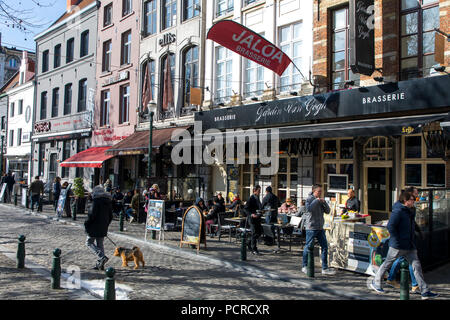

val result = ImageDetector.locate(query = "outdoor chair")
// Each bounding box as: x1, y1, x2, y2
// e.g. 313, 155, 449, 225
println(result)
285, 216, 305, 250
261, 223, 277, 246
234, 215, 251, 243
212, 212, 236, 242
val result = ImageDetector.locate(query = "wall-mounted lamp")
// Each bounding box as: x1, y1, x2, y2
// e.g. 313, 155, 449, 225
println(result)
251, 97, 258, 101
290, 91, 298, 96
374, 77, 384, 82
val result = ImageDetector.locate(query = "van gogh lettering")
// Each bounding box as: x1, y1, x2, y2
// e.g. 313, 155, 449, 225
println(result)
232, 30, 283, 64
362, 92, 405, 104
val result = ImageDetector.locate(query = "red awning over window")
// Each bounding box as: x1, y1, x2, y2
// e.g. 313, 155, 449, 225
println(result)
60, 147, 113, 168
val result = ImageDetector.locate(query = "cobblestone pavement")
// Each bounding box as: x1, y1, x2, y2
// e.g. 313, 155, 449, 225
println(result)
0, 253, 96, 300
1, 203, 448, 300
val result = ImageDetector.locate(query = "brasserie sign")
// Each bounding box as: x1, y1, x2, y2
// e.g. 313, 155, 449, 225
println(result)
196, 75, 450, 130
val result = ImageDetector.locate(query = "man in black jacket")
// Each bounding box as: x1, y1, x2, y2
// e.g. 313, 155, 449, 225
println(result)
85, 185, 113, 270
261, 186, 281, 245
244, 185, 262, 255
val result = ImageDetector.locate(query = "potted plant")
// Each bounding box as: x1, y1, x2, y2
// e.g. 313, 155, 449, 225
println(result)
72, 177, 86, 214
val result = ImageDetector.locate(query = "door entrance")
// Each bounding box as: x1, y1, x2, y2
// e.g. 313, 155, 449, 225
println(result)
365, 167, 393, 223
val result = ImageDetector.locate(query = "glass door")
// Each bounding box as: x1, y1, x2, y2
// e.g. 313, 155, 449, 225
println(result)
365, 167, 392, 223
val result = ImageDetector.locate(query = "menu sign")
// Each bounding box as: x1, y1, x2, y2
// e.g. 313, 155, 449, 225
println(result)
349, 0, 375, 76
180, 206, 206, 253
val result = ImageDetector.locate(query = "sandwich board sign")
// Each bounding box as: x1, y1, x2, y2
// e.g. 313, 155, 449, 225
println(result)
180, 205, 207, 253
145, 199, 165, 241
56, 184, 72, 217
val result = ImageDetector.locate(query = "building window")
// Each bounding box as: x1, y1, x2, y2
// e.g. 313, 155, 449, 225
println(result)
159, 53, 175, 119
122, 0, 132, 16
80, 30, 89, 57
141, 59, 155, 105
363, 136, 392, 161
400, 0, 440, 80
66, 38, 74, 63
8, 58, 18, 68
401, 134, 445, 188
54, 44, 61, 68
78, 79, 87, 112
40, 91, 47, 120
244, 0, 257, 5
9, 130, 14, 147
76, 138, 88, 177
275, 155, 299, 203
331, 6, 358, 90
17, 128, 22, 146
119, 84, 130, 124
104, 3, 113, 27
102, 40, 112, 72
121, 30, 132, 65
215, 46, 233, 104
144, 0, 157, 36
279, 23, 303, 92
244, 59, 264, 98
162, 0, 177, 30
52, 88, 59, 118
64, 83, 72, 115
42, 50, 49, 72
183, 0, 199, 21
100, 90, 110, 126
322, 138, 355, 192
216, 0, 233, 17
181, 46, 199, 114
61, 141, 71, 178
10, 102, 14, 117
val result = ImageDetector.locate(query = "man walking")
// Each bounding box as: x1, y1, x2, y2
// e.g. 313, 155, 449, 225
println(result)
29, 176, 44, 212
302, 184, 335, 275
244, 185, 263, 255
370, 190, 438, 299
5, 172, 15, 203
84, 185, 113, 270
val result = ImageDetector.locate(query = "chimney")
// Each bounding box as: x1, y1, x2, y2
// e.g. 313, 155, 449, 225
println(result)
67, 0, 78, 12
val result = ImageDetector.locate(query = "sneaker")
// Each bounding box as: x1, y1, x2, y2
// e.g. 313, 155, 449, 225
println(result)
322, 268, 336, 275
301, 267, 307, 274
386, 279, 400, 289
252, 251, 261, 256
129, 217, 134, 224
411, 286, 420, 294
370, 280, 385, 294
421, 291, 439, 300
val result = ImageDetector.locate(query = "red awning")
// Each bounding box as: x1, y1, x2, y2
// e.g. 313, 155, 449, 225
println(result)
60, 147, 114, 168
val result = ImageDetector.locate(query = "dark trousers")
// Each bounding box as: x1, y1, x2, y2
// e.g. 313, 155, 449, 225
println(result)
31, 194, 40, 211
249, 222, 262, 252
53, 194, 60, 211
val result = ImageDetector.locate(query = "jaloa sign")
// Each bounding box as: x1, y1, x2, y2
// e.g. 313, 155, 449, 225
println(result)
349, 0, 375, 76
207, 20, 292, 76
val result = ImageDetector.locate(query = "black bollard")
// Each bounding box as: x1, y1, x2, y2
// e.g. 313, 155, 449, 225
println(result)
104, 267, 116, 300
14, 193, 18, 206
51, 248, 62, 289
307, 245, 314, 278
240, 231, 247, 261
119, 210, 124, 232
400, 259, 410, 300
17, 235, 26, 268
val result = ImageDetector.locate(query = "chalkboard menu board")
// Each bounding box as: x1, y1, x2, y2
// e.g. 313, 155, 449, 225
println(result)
56, 184, 72, 217
180, 206, 207, 253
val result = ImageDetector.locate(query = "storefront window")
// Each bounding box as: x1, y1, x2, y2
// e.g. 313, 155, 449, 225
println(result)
277, 174, 287, 189
340, 164, 353, 184
405, 164, 422, 186
405, 136, 422, 158
290, 158, 298, 173
340, 139, 353, 159
279, 158, 288, 173
427, 164, 445, 187
323, 140, 337, 159
364, 136, 392, 161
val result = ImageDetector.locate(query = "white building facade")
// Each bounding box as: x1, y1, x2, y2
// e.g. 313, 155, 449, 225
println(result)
202, 0, 314, 202
5, 51, 35, 184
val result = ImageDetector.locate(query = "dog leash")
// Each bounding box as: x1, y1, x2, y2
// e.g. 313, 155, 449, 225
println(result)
105, 235, 117, 247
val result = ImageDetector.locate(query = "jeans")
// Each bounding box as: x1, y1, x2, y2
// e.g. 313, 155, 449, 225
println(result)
85, 236, 106, 264
387, 256, 418, 287
53, 194, 60, 211
125, 208, 135, 219
374, 247, 429, 294
31, 194, 40, 211
302, 230, 329, 269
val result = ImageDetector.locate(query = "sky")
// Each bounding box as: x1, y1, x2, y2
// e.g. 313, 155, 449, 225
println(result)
0, 0, 67, 52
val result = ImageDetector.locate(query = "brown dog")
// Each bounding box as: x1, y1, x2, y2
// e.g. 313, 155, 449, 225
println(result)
113, 246, 145, 269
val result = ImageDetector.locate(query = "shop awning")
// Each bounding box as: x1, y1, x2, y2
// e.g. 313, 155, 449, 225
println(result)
193, 113, 448, 142
105, 126, 190, 156
60, 147, 113, 168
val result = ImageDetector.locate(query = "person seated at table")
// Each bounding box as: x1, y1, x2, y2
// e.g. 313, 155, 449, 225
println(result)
112, 187, 124, 217
195, 197, 208, 214
216, 192, 225, 207
148, 186, 161, 200
205, 197, 222, 237
279, 198, 298, 214
342, 189, 360, 213
296, 200, 307, 217
227, 194, 242, 217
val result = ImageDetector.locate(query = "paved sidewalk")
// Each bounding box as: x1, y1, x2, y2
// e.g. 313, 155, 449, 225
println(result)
0, 253, 97, 300
2, 202, 449, 300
